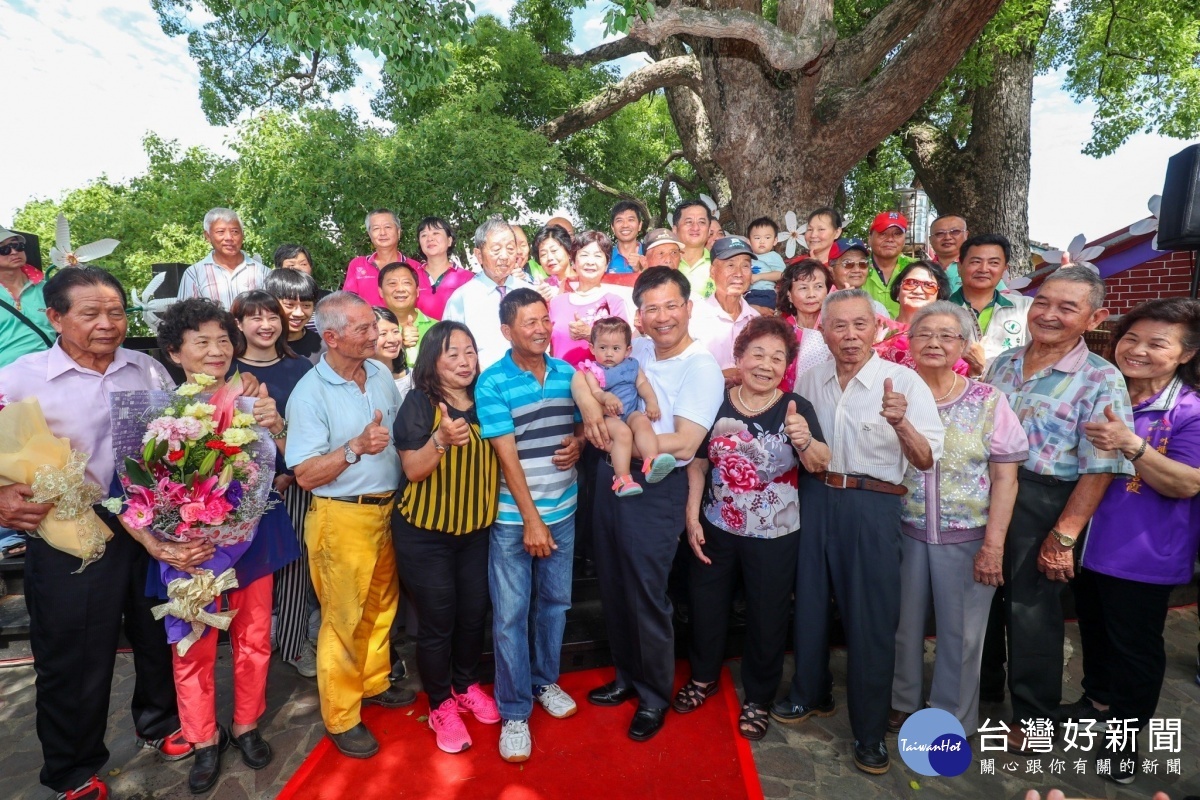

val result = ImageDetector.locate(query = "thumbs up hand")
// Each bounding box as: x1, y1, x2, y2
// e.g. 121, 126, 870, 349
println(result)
880, 378, 907, 427
435, 402, 472, 448
251, 383, 281, 432
1082, 403, 1138, 456
354, 409, 391, 456
401, 324, 419, 349
783, 399, 812, 451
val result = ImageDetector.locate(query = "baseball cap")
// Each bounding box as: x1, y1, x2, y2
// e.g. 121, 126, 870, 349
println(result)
0, 225, 24, 243
869, 211, 908, 234
711, 235, 754, 262
643, 228, 684, 251
832, 238, 869, 260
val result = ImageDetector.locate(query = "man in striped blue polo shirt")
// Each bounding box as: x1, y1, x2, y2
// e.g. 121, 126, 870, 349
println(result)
476, 287, 584, 764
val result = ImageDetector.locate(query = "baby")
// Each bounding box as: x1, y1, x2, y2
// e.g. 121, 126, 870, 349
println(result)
572, 317, 676, 497
745, 217, 786, 312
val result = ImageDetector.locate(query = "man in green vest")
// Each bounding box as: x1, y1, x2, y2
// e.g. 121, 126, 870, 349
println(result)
864, 212, 912, 318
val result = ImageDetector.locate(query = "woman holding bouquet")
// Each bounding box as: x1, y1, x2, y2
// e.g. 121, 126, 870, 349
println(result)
153, 298, 300, 793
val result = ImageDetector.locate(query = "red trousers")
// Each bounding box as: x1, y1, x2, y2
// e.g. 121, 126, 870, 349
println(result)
172, 574, 273, 743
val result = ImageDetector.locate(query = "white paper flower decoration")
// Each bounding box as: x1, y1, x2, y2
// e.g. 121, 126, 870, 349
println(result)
49, 213, 120, 270
1043, 233, 1106, 274
129, 272, 175, 333
700, 193, 721, 221
1127, 194, 1162, 251
776, 211, 808, 259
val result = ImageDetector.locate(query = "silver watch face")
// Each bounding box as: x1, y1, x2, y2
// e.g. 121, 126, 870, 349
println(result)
344, 444, 359, 464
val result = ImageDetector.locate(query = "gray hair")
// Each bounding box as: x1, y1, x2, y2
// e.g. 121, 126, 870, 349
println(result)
365, 208, 402, 232
822, 287, 873, 315
909, 300, 977, 343
313, 291, 369, 335
203, 207, 241, 234
1042, 266, 1106, 311
474, 217, 513, 250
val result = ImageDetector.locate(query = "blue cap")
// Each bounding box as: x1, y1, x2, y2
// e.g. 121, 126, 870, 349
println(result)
711, 235, 754, 261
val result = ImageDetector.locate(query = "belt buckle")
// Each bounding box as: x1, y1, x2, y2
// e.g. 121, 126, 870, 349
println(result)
825, 473, 847, 489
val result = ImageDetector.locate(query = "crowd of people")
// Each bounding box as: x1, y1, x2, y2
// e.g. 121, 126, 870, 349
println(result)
0, 195, 1198, 800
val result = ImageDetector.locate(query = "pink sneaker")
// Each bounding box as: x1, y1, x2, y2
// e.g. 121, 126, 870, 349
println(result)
429, 698, 472, 754
453, 683, 501, 724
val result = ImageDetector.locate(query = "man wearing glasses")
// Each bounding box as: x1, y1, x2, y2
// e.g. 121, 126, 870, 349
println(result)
929, 214, 969, 292
0, 225, 56, 368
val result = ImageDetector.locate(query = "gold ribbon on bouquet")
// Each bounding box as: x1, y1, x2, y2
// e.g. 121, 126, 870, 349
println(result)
151, 567, 241, 656
30, 451, 107, 570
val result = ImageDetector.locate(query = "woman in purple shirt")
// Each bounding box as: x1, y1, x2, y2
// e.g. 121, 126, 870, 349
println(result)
1071, 297, 1200, 786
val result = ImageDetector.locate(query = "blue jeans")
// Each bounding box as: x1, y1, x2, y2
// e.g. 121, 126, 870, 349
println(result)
489, 515, 576, 721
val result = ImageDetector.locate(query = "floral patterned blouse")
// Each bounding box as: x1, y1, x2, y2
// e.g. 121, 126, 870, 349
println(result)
699, 391, 824, 539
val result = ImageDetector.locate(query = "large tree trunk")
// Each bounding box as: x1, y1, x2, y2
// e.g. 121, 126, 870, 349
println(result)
903, 46, 1036, 271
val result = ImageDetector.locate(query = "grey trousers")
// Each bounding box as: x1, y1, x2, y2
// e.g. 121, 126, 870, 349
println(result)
891, 535, 995, 735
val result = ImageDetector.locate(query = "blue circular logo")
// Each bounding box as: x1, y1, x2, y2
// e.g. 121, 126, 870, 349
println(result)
897, 708, 972, 777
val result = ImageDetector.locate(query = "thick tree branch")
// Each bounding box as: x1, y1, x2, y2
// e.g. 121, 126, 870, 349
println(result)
563, 165, 641, 201
538, 55, 700, 141
544, 38, 649, 69
660, 149, 686, 169
821, 0, 928, 90
628, 4, 835, 73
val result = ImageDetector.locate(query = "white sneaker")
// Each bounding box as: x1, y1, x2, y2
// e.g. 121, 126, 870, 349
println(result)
498, 719, 532, 763
535, 683, 578, 719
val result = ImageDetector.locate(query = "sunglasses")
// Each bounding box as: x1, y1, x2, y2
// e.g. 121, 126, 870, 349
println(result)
0, 241, 26, 256
900, 278, 939, 294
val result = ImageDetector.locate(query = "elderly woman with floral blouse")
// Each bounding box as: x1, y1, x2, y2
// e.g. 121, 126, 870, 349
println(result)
890, 301, 1027, 737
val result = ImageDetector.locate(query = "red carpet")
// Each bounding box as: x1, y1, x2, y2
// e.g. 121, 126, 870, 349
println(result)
278, 665, 763, 800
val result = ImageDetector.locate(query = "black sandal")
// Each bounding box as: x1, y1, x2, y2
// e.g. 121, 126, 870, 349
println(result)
739, 701, 770, 740
671, 679, 719, 714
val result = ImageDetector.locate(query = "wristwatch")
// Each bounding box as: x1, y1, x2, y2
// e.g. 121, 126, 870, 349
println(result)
1050, 528, 1077, 548
343, 443, 360, 464
431, 432, 447, 454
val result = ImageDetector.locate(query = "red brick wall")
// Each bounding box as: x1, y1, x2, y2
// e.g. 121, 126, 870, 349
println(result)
1103, 251, 1197, 314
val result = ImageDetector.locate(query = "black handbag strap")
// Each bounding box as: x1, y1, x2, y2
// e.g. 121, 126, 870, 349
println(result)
0, 294, 54, 346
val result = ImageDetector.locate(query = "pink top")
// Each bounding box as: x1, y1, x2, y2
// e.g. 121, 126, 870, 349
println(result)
548, 291, 630, 366
874, 326, 970, 376
414, 263, 475, 320
342, 252, 422, 307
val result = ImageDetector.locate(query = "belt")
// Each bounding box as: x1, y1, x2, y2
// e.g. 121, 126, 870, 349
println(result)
815, 471, 907, 496
326, 493, 394, 505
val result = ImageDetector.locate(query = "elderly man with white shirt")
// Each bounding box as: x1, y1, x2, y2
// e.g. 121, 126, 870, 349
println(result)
689, 236, 760, 385
772, 288, 944, 777
443, 218, 531, 370
176, 208, 270, 309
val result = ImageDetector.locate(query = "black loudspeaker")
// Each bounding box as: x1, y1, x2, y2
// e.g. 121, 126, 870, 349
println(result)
9, 230, 41, 269
1158, 143, 1200, 251
151, 263, 189, 298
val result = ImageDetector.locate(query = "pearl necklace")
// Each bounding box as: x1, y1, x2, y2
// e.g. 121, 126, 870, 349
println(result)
737, 386, 778, 414
934, 374, 961, 403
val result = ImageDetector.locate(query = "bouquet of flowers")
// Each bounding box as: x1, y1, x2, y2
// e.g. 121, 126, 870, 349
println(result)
106, 373, 277, 653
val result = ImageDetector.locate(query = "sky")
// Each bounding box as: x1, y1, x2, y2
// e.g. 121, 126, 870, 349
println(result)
1, 0, 1191, 250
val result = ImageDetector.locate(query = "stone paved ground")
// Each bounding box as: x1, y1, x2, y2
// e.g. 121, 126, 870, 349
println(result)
2, 610, 1198, 800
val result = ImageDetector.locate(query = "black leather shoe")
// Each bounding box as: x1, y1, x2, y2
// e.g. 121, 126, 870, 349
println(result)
588, 681, 638, 707
853, 740, 890, 775
769, 695, 835, 724
232, 728, 272, 770
187, 727, 230, 794
628, 706, 667, 742
328, 723, 379, 759
363, 684, 417, 708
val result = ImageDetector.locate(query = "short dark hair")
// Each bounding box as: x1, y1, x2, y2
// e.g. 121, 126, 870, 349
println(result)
230, 290, 297, 359
499, 287, 547, 327
672, 199, 711, 226
732, 315, 799, 366
609, 200, 647, 227
632, 266, 690, 308
747, 217, 779, 236
1110, 298, 1200, 391
272, 243, 313, 270
572, 230, 613, 263
157, 297, 241, 355
43, 266, 127, 314
807, 206, 844, 229
776, 258, 834, 317
415, 216, 456, 262
264, 268, 317, 302
959, 233, 1012, 265
377, 260, 420, 290
590, 316, 632, 346
889, 259, 952, 303
412, 320, 480, 407
532, 225, 574, 264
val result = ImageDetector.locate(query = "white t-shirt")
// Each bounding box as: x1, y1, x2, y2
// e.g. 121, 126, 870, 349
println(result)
631, 336, 724, 465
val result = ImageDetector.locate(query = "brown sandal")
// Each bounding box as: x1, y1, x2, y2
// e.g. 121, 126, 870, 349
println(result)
671, 679, 719, 714
739, 701, 770, 740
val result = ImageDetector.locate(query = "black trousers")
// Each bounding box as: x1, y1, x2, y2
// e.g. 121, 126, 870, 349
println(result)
25, 514, 178, 792
593, 460, 687, 709
688, 519, 798, 705
1074, 567, 1174, 729
1002, 469, 1077, 721
391, 516, 490, 708
788, 480, 902, 747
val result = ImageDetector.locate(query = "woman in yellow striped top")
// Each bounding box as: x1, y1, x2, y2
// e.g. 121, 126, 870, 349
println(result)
391, 320, 500, 754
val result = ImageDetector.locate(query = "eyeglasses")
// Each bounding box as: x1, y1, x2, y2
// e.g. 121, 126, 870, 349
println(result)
0, 241, 26, 256
932, 229, 966, 238
911, 332, 965, 344
837, 260, 869, 269
900, 278, 939, 294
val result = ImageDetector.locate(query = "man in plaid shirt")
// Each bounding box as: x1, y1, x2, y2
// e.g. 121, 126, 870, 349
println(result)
176, 208, 270, 309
